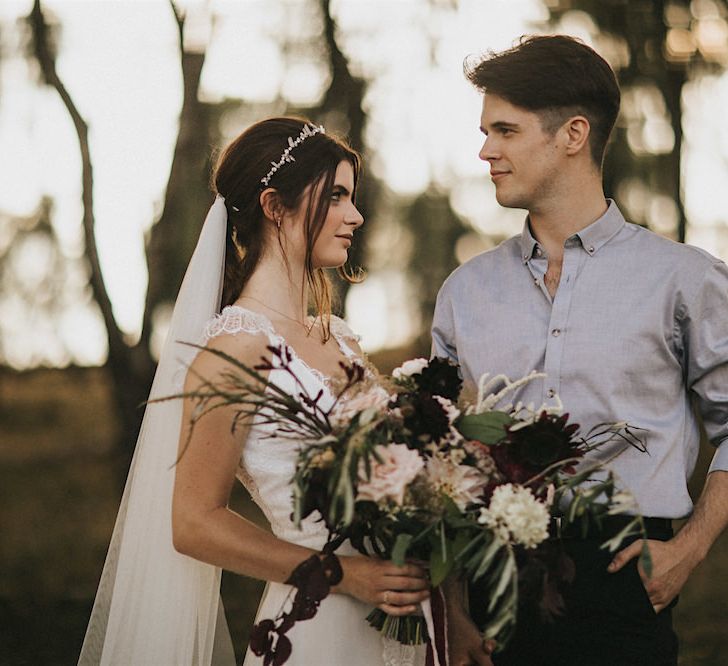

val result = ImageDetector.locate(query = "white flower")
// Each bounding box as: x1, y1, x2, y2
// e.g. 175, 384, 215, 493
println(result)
434, 395, 460, 424
478, 484, 550, 549
357, 444, 424, 505
392, 358, 429, 379
330, 386, 390, 427
425, 455, 488, 510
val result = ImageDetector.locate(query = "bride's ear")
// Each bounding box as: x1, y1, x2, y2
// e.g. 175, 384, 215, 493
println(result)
259, 188, 284, 225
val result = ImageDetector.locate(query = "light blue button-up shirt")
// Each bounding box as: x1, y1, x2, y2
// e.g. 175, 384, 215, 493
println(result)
432, 201, 728, 518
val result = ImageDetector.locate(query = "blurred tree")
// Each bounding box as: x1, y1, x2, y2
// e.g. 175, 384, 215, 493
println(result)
26, 0, 228, 458
0, 198, 78, 366
546, 0, 728, 241
404, 191, 470, 348
276, 0, 374, 312
316, 0, 373, 307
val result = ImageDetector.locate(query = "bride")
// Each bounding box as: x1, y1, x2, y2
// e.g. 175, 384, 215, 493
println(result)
78, 117, 432, 665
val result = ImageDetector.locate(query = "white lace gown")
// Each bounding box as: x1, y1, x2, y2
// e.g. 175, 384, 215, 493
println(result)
203, 305, 425, 666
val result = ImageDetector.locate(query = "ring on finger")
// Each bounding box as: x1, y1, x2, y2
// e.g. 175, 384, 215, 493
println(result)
383, 591, 390, 605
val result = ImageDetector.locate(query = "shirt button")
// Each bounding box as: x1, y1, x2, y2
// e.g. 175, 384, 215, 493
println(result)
534, 279, 540, 287
546, 388, 556, 398
535, 247, 543, 256
551, 328, 561, 337
523, 254, 529, 261
587, 245, 595, 253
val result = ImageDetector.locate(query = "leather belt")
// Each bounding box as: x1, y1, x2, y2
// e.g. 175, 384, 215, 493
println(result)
553, 515, 672, 539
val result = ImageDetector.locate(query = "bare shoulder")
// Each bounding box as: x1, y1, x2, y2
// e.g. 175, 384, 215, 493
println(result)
184, 331, 272, 392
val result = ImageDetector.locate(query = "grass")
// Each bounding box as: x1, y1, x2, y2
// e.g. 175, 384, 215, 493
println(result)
1, 366, 727, 664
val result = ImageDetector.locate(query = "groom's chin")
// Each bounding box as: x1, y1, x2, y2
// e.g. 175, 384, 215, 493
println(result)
494, 191, 526, 210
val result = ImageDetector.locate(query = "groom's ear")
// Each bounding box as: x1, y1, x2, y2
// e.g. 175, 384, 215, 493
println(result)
259, 188, 284, 223
563, 115, 591, 157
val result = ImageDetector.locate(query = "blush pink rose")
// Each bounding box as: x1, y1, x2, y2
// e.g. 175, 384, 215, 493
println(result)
330, 386, 391, 427
357, 444, 424, 506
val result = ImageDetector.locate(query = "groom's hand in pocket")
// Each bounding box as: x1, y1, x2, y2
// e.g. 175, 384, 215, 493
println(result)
447, 608, 494, 666
607, 537, 697, 612
335, 556, 430, 614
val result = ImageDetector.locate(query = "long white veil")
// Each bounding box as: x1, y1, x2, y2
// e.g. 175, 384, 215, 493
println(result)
78, 195, 236, 666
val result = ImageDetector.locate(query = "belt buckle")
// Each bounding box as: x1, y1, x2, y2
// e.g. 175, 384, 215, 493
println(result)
552, 515, 563, 537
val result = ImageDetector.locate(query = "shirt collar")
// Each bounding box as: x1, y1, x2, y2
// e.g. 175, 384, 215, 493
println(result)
519, 199, 625, 263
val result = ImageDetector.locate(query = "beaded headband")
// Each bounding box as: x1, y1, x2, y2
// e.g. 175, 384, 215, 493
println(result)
260, 123, 326, 188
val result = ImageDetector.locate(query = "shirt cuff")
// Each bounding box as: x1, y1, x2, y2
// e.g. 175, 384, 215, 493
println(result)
708, 439, 728, 473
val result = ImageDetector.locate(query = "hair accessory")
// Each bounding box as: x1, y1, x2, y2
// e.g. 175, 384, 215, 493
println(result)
260, 123, 326, 187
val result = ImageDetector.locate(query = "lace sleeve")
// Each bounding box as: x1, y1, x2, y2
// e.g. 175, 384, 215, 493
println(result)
329, 315, 361, 343
203, 305, 278, 343
170, 306, 279, 391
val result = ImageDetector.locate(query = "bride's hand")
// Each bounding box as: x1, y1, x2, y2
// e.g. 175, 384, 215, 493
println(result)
334, 556, 430, 615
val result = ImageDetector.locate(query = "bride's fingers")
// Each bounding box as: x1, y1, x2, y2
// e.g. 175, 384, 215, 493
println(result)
381, 562, 428, 579
382, 575, 430, 591
379, 589, 430, 608
379, 602, 419, 616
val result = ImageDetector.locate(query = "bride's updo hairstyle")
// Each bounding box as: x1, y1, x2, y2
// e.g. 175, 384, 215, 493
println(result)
213, 117, 361, 337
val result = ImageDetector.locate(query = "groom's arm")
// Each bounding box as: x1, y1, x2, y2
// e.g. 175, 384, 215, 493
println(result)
442, 577, 494, 665
431, 283, 459, 363
608, 470, 728, 612
609, 261, 728, 610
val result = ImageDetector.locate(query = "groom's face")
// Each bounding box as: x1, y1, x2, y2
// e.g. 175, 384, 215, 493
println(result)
478, 94, 563, 211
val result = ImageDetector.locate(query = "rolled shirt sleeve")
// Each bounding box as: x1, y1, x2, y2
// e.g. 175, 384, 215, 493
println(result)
680, 260, 728, 472
431, 281, 459, 364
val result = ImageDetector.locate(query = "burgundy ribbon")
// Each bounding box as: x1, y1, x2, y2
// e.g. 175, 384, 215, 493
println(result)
425, 587, 448, 666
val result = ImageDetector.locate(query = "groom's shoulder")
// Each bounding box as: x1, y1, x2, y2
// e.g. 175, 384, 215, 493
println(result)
440, 235, 521, 292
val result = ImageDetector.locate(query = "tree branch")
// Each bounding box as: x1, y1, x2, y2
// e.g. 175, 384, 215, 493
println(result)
139, 1, 211, 349
27, 0, 126, 360
169, 0, 185, 55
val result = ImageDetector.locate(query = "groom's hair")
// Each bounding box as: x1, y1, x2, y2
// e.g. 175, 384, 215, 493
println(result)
465, 35, 620, 168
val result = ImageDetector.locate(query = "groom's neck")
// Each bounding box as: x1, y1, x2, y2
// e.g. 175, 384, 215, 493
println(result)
526, 179, 607, 263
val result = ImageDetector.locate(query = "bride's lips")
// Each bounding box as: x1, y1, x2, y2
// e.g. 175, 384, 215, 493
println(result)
335, 234, 353, 246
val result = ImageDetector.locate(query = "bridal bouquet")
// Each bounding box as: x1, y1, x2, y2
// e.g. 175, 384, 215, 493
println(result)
178, 344, 649, 665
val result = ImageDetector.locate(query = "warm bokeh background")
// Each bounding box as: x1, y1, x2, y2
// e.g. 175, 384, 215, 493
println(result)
2, 1, 728, 663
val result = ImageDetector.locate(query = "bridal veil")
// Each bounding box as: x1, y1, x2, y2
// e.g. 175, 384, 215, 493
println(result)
78, 196, 236, 666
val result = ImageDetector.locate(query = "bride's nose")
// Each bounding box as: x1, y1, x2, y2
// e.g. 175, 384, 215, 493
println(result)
344, 205, 364, 228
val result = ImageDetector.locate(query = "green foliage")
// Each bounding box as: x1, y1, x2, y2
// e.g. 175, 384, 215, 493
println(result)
456, 411, 512, 444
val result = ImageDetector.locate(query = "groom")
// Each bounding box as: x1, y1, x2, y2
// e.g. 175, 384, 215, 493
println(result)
433, 35, 728, 665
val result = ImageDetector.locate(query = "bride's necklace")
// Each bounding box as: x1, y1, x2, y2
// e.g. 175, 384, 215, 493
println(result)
238, 295, 316, 335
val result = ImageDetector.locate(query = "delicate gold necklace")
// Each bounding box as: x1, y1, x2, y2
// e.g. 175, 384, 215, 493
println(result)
237, 295, 316, 334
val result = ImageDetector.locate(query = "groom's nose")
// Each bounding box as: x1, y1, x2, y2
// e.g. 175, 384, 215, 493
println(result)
479, 139, 494, 162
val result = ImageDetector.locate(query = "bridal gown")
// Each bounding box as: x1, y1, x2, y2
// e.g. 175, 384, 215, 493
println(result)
203, 305, 426, 666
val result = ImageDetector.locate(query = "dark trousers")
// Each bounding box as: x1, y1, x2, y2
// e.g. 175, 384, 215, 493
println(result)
490, 522, 678, 666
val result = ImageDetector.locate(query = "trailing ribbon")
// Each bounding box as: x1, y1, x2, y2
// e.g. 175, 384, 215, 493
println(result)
423, 588, 449, 666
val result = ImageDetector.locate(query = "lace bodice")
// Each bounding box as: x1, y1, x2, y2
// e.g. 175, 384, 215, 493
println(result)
203, 305, 361, 549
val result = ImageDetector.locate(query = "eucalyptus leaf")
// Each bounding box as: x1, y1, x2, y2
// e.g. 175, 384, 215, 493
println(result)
472, 536, 503, 580
430, 539, 454, 587
456, 411, 512, 443
488, 553, 516, 613
391, 533, 413, 566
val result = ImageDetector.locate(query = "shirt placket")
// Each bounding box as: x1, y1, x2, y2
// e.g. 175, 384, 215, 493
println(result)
535, 238, 583, 404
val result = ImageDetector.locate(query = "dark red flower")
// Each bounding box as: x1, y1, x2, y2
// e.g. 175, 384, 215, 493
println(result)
490, 412, 582, 483
415, 358, 462, 402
